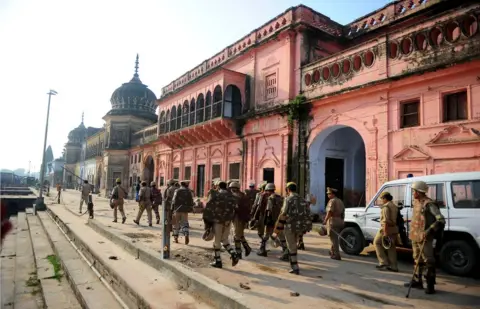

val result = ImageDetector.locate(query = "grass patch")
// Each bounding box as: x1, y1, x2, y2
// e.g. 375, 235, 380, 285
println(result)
26, 275, 40, 287
46, 254, 63, 281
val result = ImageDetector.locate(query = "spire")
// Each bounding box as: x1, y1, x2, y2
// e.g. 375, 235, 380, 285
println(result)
81, 111, 84, 124
130, 53, 142, 83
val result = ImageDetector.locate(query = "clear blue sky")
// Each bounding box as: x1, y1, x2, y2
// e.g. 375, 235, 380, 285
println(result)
0, 0, 390, 171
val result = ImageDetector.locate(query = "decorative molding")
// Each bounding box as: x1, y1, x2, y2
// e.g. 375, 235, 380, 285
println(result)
211, 148, 223, 158
172, 153, 180, 162
196, 149, 207, 159
256, 146, 280, 168
426, 125, 480, 147
393, 146, 430, 162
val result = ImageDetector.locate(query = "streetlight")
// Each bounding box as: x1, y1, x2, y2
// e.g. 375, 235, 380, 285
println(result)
35, 89, 57, 212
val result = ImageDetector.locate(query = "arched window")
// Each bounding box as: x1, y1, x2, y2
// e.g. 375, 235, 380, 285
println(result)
176, 104, 182, 129
165, 110, 170, 132
196, 94, 204, 123
182, 101, 189, 128
212, 85, 222, 118
205, 91, 212, 121
170, 106, 177, 131
189, 98, 195, 126
224, 85, 242, 118
159, 111, 166, 134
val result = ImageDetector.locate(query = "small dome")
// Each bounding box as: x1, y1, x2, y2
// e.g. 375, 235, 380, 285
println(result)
109, 54, 157, 115
67, 121, 87, 144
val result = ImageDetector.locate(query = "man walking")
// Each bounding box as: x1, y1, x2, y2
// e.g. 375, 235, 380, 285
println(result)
110, 178, 127, 224
79, 180, 91, 213
134, 181, 153, 226
229, 181, 252, 258
151, 181, 162, 224
323, 187, 345, 260
171, 180, 194, 244
374, 191, 399, 272
256, 183, 283, 257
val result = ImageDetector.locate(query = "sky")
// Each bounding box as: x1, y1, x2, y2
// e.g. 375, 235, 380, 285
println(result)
0, 0, 390, 172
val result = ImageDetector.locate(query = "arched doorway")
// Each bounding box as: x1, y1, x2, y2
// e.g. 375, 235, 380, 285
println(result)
224, 85, 242, 118
143, 156, 155, 184
308, 125, 366, 213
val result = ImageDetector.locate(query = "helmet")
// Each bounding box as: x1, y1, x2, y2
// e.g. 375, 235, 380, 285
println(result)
167, 179, 175, 186
202, 228, 214, 241
150, 181, 156, 186
115, 178, 121, 183
317, 225, 327, 236
265, 183, 275, 191
248, 182, 255, 187
382, 235, 393, 250
411, 181, 428, 193
229, 181, 240, 189
259, 182, 267, 190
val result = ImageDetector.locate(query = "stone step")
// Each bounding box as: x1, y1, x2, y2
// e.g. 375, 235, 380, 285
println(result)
43, 205, 214, 309
13, 212, 43, 309
1, 216, 17, 309
26, 212, 82, 309
37, 211, 125, 309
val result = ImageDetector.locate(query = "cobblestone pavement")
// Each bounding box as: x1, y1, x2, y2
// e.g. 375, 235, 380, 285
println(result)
46, 189, 480, 309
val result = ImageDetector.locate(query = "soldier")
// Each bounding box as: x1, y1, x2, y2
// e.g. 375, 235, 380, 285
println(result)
110, 178, 127, 224
79, 180, 91, 213
56, 183, 62, 204
274, 182, 311, 274
249, 181, 267, 230
134, 181, 153, 226
244, 182, 259, 208
171, 180, 194, 244
256, 183, 283, 257
229, 181, 252, 259
323, 187, 345, 260
208, 178, 220, 199
374, 191, 399, 272
203, 181, 239, 268
150, 181, 162, 224
164, 179, 178, 234
404, 181, 445, 294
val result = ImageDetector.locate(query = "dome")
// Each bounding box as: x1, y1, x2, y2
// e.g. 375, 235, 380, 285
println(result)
67, 113, 88, 144
109, 54, 157, 116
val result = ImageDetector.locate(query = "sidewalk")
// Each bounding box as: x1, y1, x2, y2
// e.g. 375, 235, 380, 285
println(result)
47, 189, 480, 309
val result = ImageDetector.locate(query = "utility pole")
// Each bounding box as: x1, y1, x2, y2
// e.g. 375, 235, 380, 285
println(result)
35, 90, 57, 213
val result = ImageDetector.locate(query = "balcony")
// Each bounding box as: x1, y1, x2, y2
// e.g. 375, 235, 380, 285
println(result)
301, 5, 480, 100
132, 123, 158, 147
158, 84, 244, 149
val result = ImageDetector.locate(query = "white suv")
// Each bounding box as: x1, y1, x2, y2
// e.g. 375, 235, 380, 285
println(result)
340, 172, 480, 277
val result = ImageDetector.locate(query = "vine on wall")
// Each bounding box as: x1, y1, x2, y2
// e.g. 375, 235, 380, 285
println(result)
287, 94, 308, 129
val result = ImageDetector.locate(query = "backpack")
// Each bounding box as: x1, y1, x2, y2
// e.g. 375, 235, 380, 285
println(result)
286, 196, 312, 233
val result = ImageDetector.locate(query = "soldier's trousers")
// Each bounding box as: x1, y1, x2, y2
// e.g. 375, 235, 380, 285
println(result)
374, 231, 398, 270
173, 212, 189, 237
284, 228, 299, 270
327, 225, 342, 258
213, 221, 236, 261
152, 204, 160, 221
136, 203, 153, 224
412, 237, 435, 276
113, 201, 126, 221
257, 215, 274, 240
233, 218, 250, 253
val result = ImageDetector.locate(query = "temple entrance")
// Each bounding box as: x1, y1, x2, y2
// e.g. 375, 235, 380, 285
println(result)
197, 165, 205, 197
143, 156, 155, 184
309, 125, 366, 213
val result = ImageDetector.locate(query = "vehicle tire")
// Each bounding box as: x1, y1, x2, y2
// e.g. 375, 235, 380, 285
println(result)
439, 240, 476, 277
339, 227, 365, 255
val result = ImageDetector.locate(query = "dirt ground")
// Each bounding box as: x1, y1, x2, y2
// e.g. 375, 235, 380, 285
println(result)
47, 190, 480, 309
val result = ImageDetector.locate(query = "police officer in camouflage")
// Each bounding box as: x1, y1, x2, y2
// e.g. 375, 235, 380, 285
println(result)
150, 181, 162, 224
245, 182, 259, 208
164, 179, 178, 234
229, 181, 252, 259
134, 181, 153, 226
274, 182, 311, 274
207, 178, 220, 200
249, 181, 267, 230
171, 180, 194, 244
203, 181, 239, 268
404, 181, 445, 294
256, 183, 283, 257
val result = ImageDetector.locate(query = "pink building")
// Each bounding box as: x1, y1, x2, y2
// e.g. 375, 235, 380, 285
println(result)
131, 0, 480, 213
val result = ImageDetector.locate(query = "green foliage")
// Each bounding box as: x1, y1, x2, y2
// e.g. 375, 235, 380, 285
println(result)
46, 254, 63, 281
287, 95, 307, 128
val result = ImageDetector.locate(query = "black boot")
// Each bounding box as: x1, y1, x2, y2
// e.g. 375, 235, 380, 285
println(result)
257, 239, 267, 257
210, 250, 222, 268
289, 253, 300, 275
297, 241, 305, 250
404, 266, 424, 289
279, 248, 290, 262
425, 267, 436, 294
242, 240, 252, 257
234, 240, 242, 259
224, 245, 239, 267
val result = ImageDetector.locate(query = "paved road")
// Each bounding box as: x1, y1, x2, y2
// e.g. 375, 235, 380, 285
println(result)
48, 189, 480, 309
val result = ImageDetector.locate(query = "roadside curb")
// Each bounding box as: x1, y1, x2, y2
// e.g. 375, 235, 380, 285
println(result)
84, 215, 260, 309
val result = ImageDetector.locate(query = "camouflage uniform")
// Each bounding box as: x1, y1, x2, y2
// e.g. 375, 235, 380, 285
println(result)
150, 182, 162, 224
110, 180, 127, 223
164, 180, 177, 234
229, 181, 252, 259
250, 181, 267, 230
404, 181, 445, 294
134, 183, 153, 226
325, 188, 345, 260
203, 185, 239, 268
275, 189, 311, 274
79, 182, 91, 213
257, 183, 283, 257
171, 182, 194, 244
207, 178, 220, 200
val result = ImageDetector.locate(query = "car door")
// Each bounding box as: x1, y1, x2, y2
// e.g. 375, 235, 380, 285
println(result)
364, 184, 408, 241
